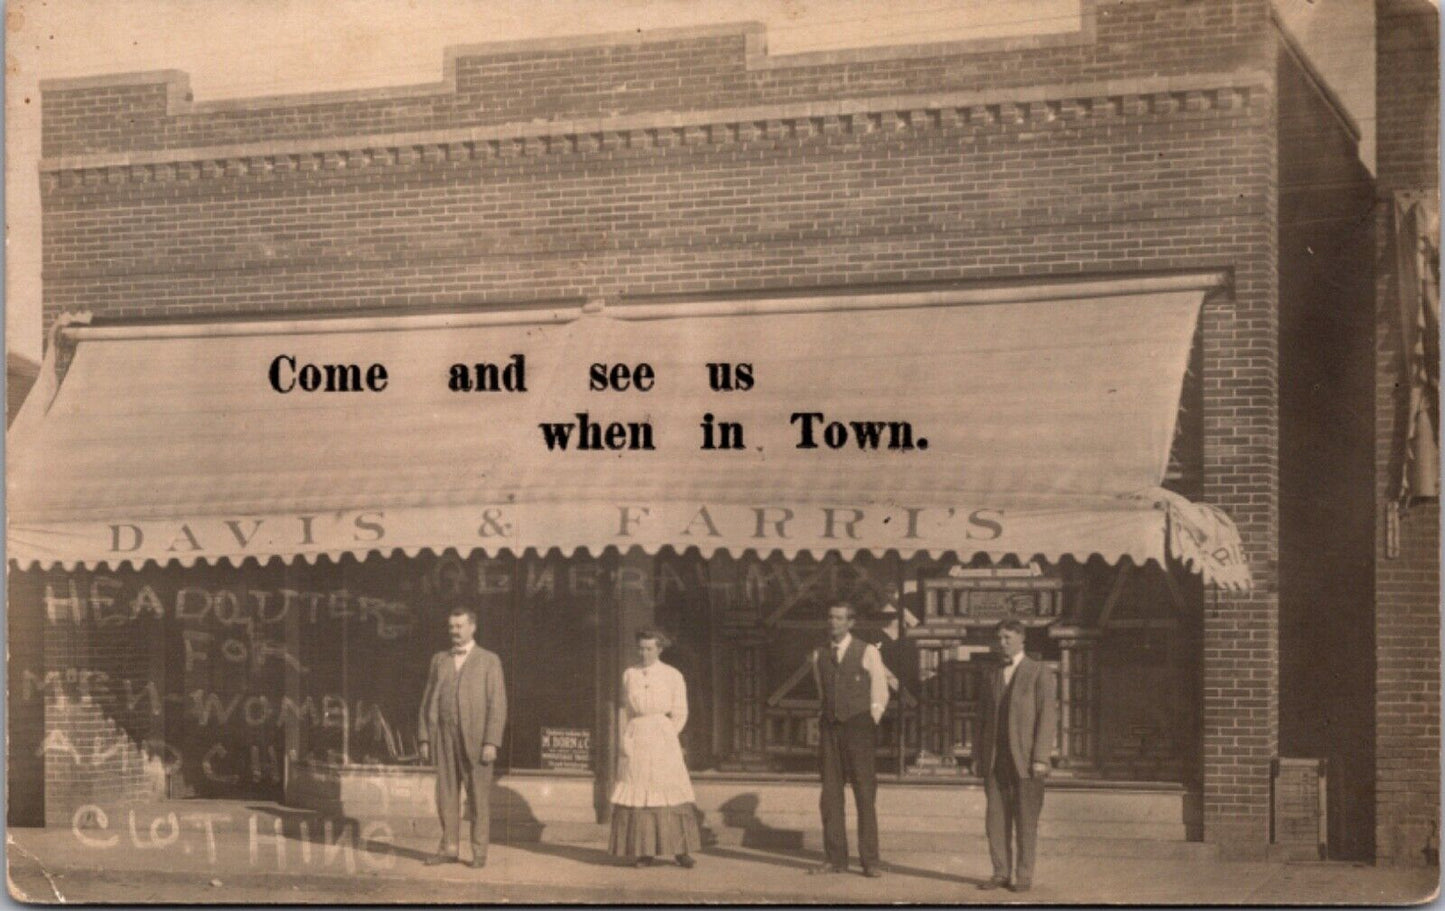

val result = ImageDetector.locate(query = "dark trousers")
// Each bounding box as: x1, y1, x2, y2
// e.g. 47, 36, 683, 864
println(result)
818, 713, 880, 868
984, 754, 1045, 885
435, 722, 493, 860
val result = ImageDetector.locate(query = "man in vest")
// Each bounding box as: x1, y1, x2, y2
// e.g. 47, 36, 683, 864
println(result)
975, 618, 1056, 893
808, 602, 890, 877
418, 606, 508, 870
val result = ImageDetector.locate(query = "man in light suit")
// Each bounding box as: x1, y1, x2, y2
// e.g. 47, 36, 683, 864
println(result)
418, 606, 507, 869
975, 618, 1056, 893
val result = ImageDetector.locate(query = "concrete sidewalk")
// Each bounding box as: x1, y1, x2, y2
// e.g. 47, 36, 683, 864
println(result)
6, 801, 1439, 905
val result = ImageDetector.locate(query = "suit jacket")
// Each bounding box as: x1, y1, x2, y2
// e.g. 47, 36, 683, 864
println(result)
977, 656, 1057, 781
418, 645, 508, 765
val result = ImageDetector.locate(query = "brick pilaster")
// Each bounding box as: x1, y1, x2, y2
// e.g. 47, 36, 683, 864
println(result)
1200, 82, 1280, 858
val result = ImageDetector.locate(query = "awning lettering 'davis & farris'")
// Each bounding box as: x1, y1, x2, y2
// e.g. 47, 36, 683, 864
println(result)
59, 501, 1165, 565
7, 277, 1251, 589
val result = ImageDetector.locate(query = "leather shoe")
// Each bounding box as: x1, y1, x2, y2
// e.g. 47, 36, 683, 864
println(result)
808, 862, 846, 875
860, 866, 883, 878
468, 857, 487, 870
978, 877, 1009, 891
1009, 882, 1032, 893
675, 854, 696, 869
423, 853, 458, 866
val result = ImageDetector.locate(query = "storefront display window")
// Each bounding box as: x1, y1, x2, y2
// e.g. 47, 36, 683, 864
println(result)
20, 541, 1201, 803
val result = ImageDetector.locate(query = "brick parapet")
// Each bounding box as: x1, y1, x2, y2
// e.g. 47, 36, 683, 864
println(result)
39, 0, 1273, 159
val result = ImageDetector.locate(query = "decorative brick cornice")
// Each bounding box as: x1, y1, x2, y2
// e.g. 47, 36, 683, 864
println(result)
40, 70, 1270, 189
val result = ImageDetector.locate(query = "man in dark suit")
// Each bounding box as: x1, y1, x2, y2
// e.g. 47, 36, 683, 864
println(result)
418, 606, 507, 869
808, 602, 890, 878
976, 618, 1057, 893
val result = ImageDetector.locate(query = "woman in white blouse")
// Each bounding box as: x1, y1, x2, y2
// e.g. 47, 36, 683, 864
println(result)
608, 629, 701, 868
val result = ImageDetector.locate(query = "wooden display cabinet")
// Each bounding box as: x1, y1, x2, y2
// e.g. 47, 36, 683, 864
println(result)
901, 566, 1097, 776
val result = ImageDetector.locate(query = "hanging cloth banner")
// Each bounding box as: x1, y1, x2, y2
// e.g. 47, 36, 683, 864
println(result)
1394, 193, 1441, 504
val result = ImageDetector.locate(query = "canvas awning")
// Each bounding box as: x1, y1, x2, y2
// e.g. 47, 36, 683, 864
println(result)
7, 276, 1250, 588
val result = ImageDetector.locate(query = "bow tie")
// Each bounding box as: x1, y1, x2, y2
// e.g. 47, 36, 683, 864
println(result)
452, 646, 469, 656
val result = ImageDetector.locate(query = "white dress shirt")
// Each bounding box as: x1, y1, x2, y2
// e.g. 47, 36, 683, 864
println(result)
829, 633, 891, 723
1002, 650, 1025, 686
451, 640, 474, 672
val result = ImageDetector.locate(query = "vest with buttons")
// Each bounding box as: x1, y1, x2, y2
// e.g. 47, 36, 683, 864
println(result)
817, 638, 871, 722
438, 653, 464, 727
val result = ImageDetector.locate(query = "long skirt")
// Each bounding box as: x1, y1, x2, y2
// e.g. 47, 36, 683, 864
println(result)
608, 803, 702, 858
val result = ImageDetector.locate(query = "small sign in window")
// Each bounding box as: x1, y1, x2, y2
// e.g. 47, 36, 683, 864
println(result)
540, 726, 592, 771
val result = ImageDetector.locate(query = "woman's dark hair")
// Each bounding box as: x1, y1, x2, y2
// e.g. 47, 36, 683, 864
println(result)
635, 628, 672, 650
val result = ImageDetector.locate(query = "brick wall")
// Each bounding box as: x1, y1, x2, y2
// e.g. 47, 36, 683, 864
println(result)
1374, 0, 1440, 868
41, 87, 1273, 323
1197, 104, 1279, 854
34, 1, 1287, 849
1376, 1, 1439, 195
1373, 499, 1441, 864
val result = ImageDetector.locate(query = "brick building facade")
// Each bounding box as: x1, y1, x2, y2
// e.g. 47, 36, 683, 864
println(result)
1373, 0, 1440, 869
9, 0, 1414, 864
